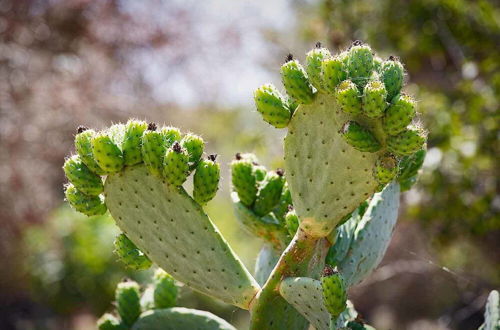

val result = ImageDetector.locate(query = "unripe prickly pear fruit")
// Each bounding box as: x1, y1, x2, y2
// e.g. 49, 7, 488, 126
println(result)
97, 313, 126, 330
65, 184, 107, 216
383, 94, 416, 135
231, 155, 258, 207
113, 233, 152, 270
306, 42, 331, 92
181, 133, 204, 169
116, 280, 141, 327
272, 183, 293, 223
340, 121, 381, 152
141, 123, 166, 177
321, 265, 347, 319
253, 169, 285, 216
373, 56, 383, 72
253, 165, 267, 182
254, 84, 292, 129
398, 149, 426, 191
122, 120, 148, 165
285, 208, 299, 236
322, 54, 347, 93
163, 141, 190, 186
362, 79, 387, 118
63, 155, 103, 196
346, 41, 374, 88
91, 131, 124, 174
336, 80, 362, 115
108, 124, 126, 148
153, 269, 178, 309
74, 127, 106, 175
281, 54, 315, 104
380, 56, 405, 101
193, 154, 220, 205
374, 154, 398, 186
387, 127, 426, 156
161, 126, 182, 147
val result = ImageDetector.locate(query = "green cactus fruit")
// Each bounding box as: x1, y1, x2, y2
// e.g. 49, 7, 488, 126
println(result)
383, 94, 416, 135
362, 79, 387, 118
380, 56, 405, 101
272, 183, 293, 223
97, 313, 126, 330
346, 41, 374, 88
335, 80, 362, 115
281, 54, 315, 104
372, 56, 383, 72
123, 120, 148, 165
254, 84, 292, 129
74, 127, 106, 175
340, 121, 381, 153
153, 269, 178, 309
306, 42, 331, 92
193, 154, 220, 205
398, 149, 426, 191
322, 54, 347, 93
109, 123, 126, 148
65, 184, 107, 216
285, 208, 300, 236
161, 126, 182, 147
142, 123, 167, 177
253, 165, 267, 182
91, 131, 124, 174
387, 127, 426, 156
132, 308, 236, 330
63, 155, 103, 196
181, 133, 204, 169
114, 233, 152, 270
231, 156, 258, 207
116, 280, 142, 327
253, 169, 285, 216
163, 142, 190, 187
321, 265, 347, 319
374, 154, 398, 186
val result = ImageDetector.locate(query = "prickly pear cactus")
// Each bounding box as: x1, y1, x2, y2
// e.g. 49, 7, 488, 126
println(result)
479, 290, 500, 330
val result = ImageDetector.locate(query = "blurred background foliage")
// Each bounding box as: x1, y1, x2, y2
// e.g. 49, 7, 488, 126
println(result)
0, 0, 498, 329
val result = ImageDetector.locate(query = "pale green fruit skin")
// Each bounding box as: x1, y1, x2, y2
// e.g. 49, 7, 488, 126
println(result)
115, 281, 142, 327
231, 160, 258, 207
254, 84, 291, 128
362, 80, 387, 118
113, 233, 152, 270
285, 209, 299, 236
383, 94, 416, 135
281, 59, 315, 104
153, 269, 178, 309
65, 184, 107, 216
387, 128, 426, 156
253, 172, 285, 217
340, 121, 381, 153
163, 145, 190, 187
63, 155, 104, 196
322, 55, 347, 93
193, 158, 220, 205
346, 44, 374, 89
380, 58, 405, 101
75, 129, 106, 175
336, 80, 362, 115
321, 270, 347, 318
306, 46, 331, 92
91, 132, 124, 174
181, 133, 204, 169
374, 154, 398, 185
142, 130, 167, 178
123, 120, 148, 166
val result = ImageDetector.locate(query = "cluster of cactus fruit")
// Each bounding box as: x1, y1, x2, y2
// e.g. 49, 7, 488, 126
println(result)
61, 40, 495, 329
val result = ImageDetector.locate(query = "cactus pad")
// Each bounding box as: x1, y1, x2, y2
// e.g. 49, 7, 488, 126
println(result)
132, 308, 236, 330
254, 244, 281, 286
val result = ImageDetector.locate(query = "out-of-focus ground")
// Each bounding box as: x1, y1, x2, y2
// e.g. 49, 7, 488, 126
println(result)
0, 0, 498, 329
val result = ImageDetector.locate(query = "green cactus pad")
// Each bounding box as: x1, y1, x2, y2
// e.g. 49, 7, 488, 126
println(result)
63, 155, 104, 196
346, 43, 374, 88
153, 269, 178, 309
123, 120, 148, 166
340, 121, 381, 153
253, 171, 285, 216
92, 132, 124, 174
97, 313, 126, 330
193, 156, 220, 205
362, 80, 387, 118
383, 94, 416, 135
284, 93, 382, 237
325, 209, 362, 267
142, 127, 167, 178
279, 277, 331, 330
254, 84, 292, 128
105, 165, 260, 309
65, 184, 107, 216
374, 154, 398, 186
281, 57, 315, 105
254, 244, 281, 286
231, 159, 258, 207
75, 128, 106, 175
322, 55, 347, 93
116, 281, 142, 327
132, 308, 236, 330
306, 43, 331, 92
336, 80, 362, 115
321, 266, 347, 318
163, 142, 190, 187
479, 290, 499, 330
181, 133, 204, 169
380, 57, 405, 101
338, 182, 400, 287
114, 233, 152, 270
285, 209, 299, 237
387, 127, 426, 156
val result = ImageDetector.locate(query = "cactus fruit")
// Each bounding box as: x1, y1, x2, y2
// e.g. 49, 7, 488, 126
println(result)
141, 123, 167, 177
254, 84, 292, 128
163, 142, 190, 186
153, 269, 178, 309
116, 280, 142, 327
64, 184, 107, 216
97, 313, 126, 330
397, 149, 426, 191
272, 183, 293, 223
253, 165, 267, 182
253, 170, 285, 216
123, 120, 148, 165
306, 42, 331, 92
114, 233, 152, 270
63, 155, 103, 196
193, 155, 220, 205
132, 308, 236, 330
92, 131, 124, 173
362, 79, 387, 118
281, 54, 315, 104
161, 126, 182, 146
321, 265, 347, 319
322, 55, 347, 93
181, 133, 204, 169
383, 94, 416, 135
346, 41, 374, 88
336, 80, 362, 115
340, 121, 381, 152
231, 156, 258, 207
380, 56, 405, 101
74, 127, 106, 175
387, 127, 426, 156
285, 208, 299, 236
374, 154, 398, 185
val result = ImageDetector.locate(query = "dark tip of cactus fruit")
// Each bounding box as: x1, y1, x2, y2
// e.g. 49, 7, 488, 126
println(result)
208, 154, 217, 161
252, 161, 259, 166
235, 152, 242, 160
276, 168, 284, 177
388, 55, 398, 61
172, 141, 182, 153
287, 205, 294, 211
322, 264, 338, 277
315, 41, 322, 48
352, 40, 363, 47
285, 53, 294, 62
147, 122, 157, 131
77, 125, 88, 134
